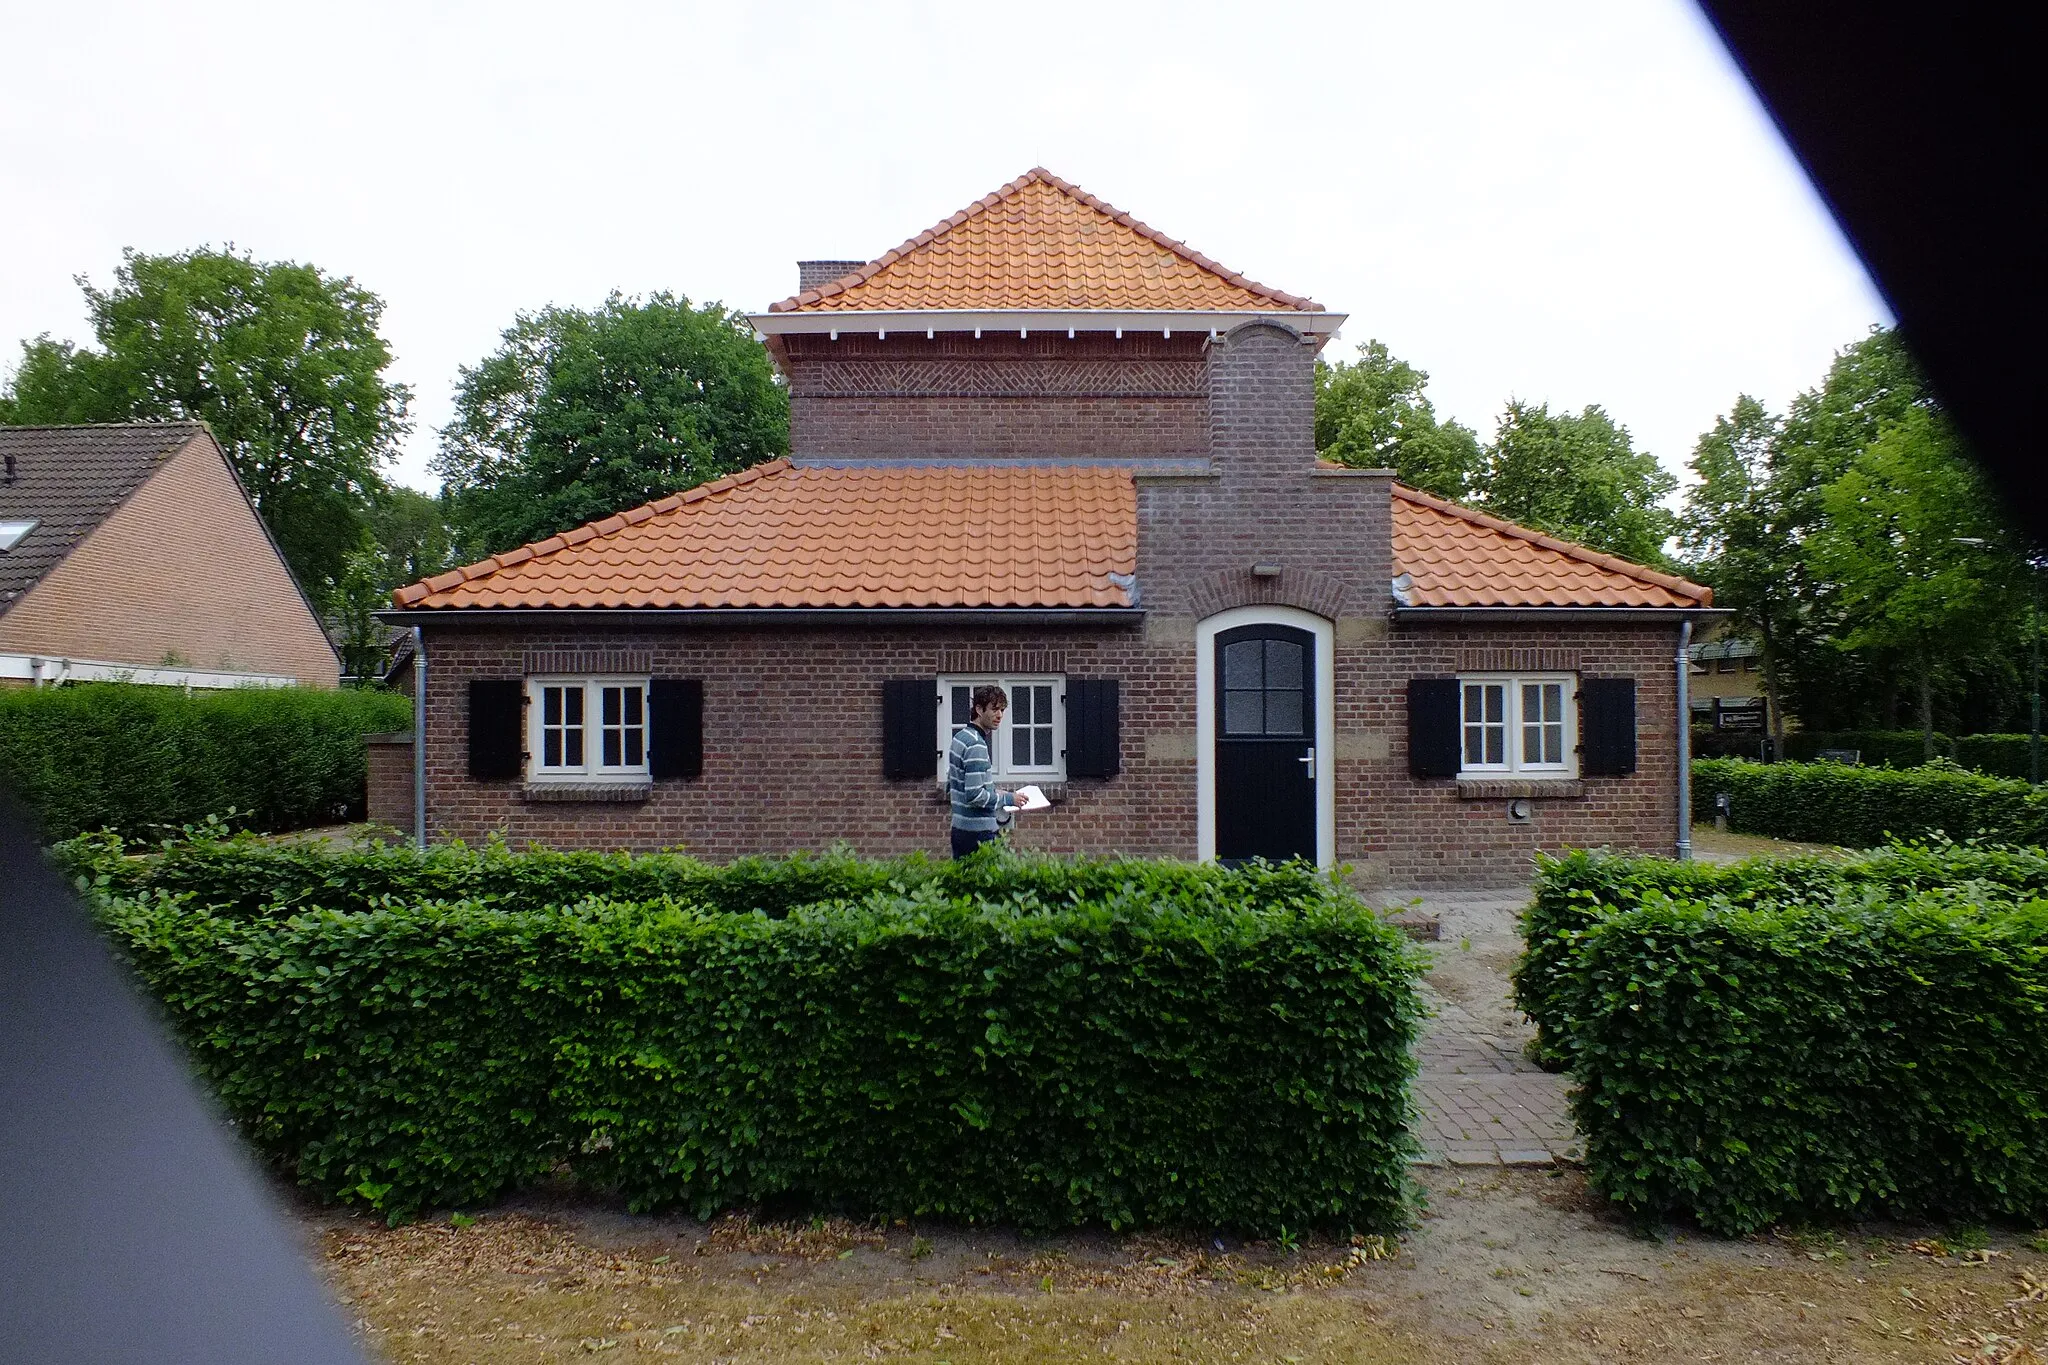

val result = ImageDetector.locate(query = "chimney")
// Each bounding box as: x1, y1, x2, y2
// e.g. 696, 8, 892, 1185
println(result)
3, 451, 14, 482
798, 260, 867, 293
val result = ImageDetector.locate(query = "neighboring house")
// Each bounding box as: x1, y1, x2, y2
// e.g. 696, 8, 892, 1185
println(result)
0, 422, 338, 689
381, 169, 1718, 885
1688, 633, 1776, 732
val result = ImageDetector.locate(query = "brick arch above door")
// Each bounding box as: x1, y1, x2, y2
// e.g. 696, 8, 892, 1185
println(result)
1185, 566, 1352, 621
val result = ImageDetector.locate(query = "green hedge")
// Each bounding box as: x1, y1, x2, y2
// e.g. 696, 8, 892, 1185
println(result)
1514, 843, 2048, 1067
1955, 733, 2045, 782
1691, 757, 2048, 848
1558, 888, 2048, 1233
1779, 729, 1949, 768
71, 838, 1424, 1232
0, 683, 409, 841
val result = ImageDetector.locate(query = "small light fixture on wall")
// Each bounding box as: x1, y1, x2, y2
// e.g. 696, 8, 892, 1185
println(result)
1251, 563, 1282, 579
1507, 798, 1534, 824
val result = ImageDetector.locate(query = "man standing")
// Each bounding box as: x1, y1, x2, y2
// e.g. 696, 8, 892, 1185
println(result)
948, 684, 1018, 858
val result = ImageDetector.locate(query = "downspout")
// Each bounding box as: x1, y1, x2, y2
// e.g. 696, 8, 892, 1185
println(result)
412, 625, 427, 849
1675, 618, 1693, 861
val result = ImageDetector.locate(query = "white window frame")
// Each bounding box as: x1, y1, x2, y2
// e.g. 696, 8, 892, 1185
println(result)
526, 675, 651, 782
1457, 673, 1578, 778
936, 675, 1067, 782
0, 519, 37, 553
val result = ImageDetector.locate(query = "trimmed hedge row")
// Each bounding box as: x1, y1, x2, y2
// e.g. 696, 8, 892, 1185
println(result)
1692, 757, 2048, 848
1562, 889, 2048, 1233
72, 838, 1425, 1232
1517, 846, 2048, 1232
1514, 843, 2048, 1067
0, 683, 409, 841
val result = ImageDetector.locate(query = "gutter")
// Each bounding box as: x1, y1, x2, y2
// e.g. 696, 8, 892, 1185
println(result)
747, 308, 1347, 339
1392, 606, 1732, 625
1676, 618, 1693, 862
375, 607, 1145, 628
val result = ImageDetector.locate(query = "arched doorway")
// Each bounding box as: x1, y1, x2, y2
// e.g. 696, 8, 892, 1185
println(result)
1195, 606, 1335, 867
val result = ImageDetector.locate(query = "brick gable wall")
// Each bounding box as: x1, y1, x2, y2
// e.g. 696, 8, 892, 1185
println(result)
0, 433, 339, 686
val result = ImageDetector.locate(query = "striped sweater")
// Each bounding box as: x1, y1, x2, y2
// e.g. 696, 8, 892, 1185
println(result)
947, 723, 1015, 832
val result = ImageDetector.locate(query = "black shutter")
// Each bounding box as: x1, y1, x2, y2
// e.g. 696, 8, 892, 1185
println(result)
1407, 678, 1461, 778
1581, 677, 1638, 775
467, 680, 524, 780
649, 679, 703, 780
1064, 678, 1121, 778
882, 678, 937, 780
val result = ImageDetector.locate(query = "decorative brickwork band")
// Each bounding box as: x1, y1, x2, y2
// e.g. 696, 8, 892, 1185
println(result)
1457, 648, 1581, 673
936, 649, 1068, 675
522, 649, 655, 676
791, 359, 1204, 398
1186, 567, 1350, 621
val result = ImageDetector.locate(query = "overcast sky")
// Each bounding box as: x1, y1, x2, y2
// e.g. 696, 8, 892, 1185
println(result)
0, 0, 1887, 494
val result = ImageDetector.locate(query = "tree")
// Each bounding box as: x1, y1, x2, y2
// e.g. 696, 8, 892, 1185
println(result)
1806, 405, 2024, 756
364, 485, 457, 591
1682, 396, 1802, 750
1313, 340, 1483, 499
1476, 401, 1678, 566
435, 292, 788, 556
1, 247, 412, 595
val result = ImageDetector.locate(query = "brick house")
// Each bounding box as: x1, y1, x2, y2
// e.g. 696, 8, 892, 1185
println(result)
0, 422, 339, 689
381, 169, 1716, 885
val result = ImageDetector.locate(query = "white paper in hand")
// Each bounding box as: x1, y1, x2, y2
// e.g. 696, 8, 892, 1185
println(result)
1012, 784, 1052, 811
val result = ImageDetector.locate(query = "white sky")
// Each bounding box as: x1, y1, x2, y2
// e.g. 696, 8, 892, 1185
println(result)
0, 0, 1887, 494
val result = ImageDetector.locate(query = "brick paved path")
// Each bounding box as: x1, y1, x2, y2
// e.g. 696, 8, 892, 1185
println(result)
1396, 890, 1581, 1167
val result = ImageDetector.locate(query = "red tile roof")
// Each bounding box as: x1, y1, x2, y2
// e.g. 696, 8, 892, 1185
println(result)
1391, 483, 1711, 609
768, 168, 1321, 315
392, 461, 1137, 611
393, 466, 1707, 613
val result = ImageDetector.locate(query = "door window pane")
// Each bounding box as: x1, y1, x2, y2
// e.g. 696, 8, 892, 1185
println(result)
1264, 688, 1303, 736
1264, 639, 1303, 690
1223, 640, 1263, 689
1225, 689, 1264, 735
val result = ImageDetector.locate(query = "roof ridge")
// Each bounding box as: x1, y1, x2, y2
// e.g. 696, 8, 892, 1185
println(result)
768, 168, 1319, 314
389, 459, 794, 607
1391, 482, 1710, 602
0, 419, 208, 434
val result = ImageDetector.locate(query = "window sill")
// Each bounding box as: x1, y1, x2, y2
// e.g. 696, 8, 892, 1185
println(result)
523, 780, 653, 803
1455, 778, 1584, 800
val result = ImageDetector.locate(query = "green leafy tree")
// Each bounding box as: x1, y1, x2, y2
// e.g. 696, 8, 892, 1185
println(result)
364, 485, 457, 590
1806, 405, 2024, 756
1477, 400, 1678, 566
331, 539, 389, 685
1682, 396, 1803, 749
0, 247, 412, 595
435, 292, 788, 556
1313, 339, 1483, 499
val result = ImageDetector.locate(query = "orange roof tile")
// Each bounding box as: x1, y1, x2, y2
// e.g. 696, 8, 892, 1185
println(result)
769, 168, 1321, 315
392, 461, 1137, 611
1391, 483, 1711, 609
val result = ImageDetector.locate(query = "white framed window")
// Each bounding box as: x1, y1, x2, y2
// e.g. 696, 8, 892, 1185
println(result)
528, 676, 650, 780
1459, 674, 1576, 777
937, 676, 1067, 780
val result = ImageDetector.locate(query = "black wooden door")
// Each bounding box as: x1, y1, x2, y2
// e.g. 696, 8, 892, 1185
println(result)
1215, 624, 1317, 864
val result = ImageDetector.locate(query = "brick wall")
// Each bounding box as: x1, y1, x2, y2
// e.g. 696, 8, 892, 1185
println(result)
0, 431, 339, 686
785, 333, 1208, 459
365, 733, 414, 830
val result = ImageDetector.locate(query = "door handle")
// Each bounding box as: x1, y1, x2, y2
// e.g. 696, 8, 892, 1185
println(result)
1297, 747, 1316, 780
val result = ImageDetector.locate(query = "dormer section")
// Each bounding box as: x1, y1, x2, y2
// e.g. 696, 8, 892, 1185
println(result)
751, 168, 1343, 466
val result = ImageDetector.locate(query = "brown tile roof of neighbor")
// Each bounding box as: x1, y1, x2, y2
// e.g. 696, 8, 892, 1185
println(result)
0, 422, 210, 614
1390, 482, 1712, 609
392, 461, 1139, 611
768, 168, 1323, 315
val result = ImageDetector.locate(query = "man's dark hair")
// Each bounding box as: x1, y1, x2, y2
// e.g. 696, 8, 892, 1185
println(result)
971, 684, 1009, 713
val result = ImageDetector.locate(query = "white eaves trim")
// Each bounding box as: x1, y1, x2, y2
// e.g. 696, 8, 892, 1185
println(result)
748, 308, 1347, 341
0, 652, 297, 690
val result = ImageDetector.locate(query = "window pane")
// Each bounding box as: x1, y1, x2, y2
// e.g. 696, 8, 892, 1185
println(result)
1265, 690, 1303, 736
1543, 725, 1562, 764
1522, 686, 1542, 723
1035, 728, 1052, 766
1225, 690, 1263, 735
603, 687, 622, 726
1033, 685, 1052, 723
1486, 727, 1504, 765
565, 688, 584, 724
544, 730, 561, 767
952, 686, 972, 725
1224, 640, 1263, 689
1265, 640, 1302, 690
628, 688, 644, 725
565, 730, 584, 766
544, 687, 562, 726
1012, 687, 1033, 725
603, 730, 622, 767
1464, 684, 1484, 723
1012, 725, 1031, 766
1484, 686, 1504, 723
1465, 728, 1484, 764
626, 731, 644, 766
